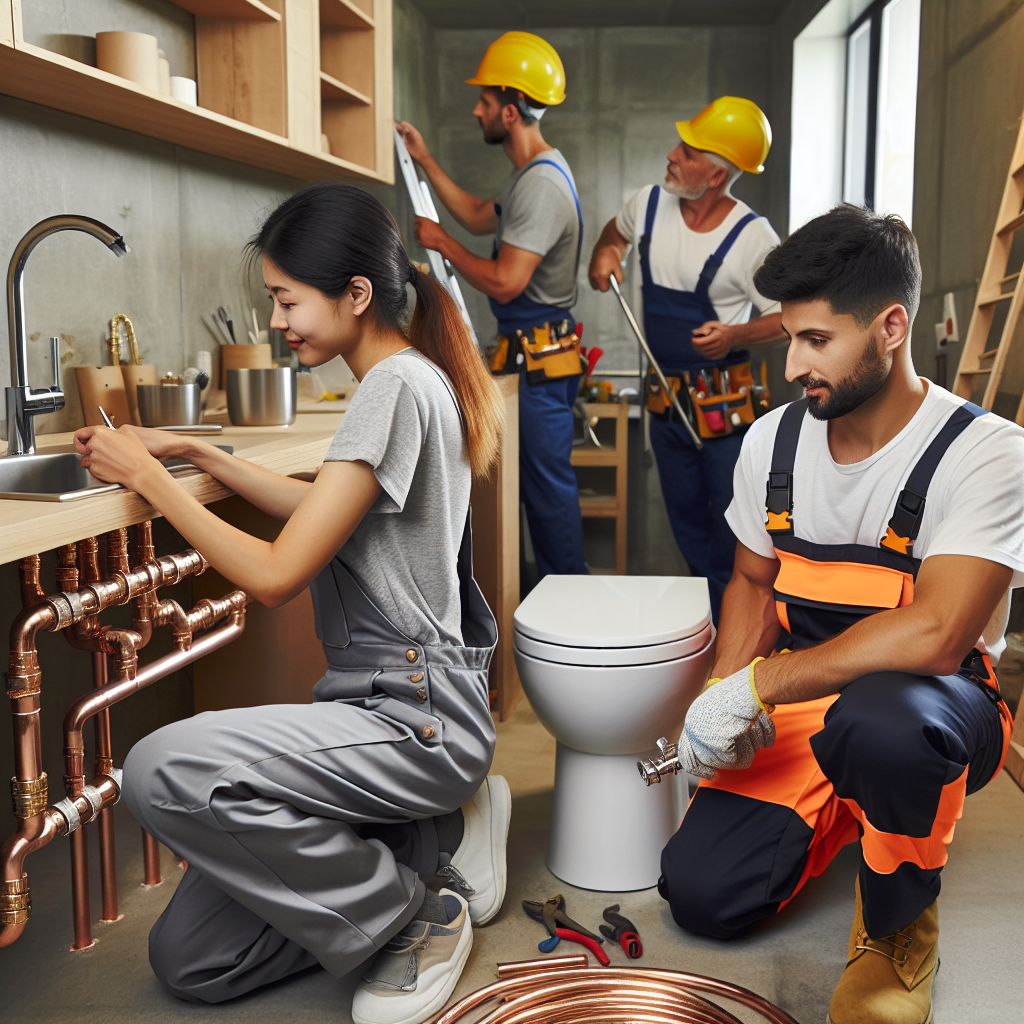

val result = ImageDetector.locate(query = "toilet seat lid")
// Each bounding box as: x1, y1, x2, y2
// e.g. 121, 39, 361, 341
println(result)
513, 575, 711, 648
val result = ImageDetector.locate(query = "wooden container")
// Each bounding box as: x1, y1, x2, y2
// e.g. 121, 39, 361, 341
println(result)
75, 366, 132, 428
95, 31, 159, 92
219, 343, 272, 388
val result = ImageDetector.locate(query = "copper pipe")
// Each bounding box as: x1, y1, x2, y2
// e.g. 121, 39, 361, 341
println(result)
18, 555, 46, 607
91, 652, 120, 924
1, 555, 234, 948
69, 828, 93, 950
106, 527, 130, 576
429, 960, 802, 1024
55, 543, 78, 591
64, 605, 247, 773
154, 593, 248, 651
141, 830, 163, 887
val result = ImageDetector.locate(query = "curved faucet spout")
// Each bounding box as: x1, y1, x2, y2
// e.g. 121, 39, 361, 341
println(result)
5, 215, 130, 457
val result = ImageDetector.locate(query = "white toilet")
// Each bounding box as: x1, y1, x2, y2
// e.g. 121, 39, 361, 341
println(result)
513, 575, 714, 892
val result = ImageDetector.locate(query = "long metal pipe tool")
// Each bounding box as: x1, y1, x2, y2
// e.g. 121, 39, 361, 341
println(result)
609, 275, 703, 450
394, 126, 478, 344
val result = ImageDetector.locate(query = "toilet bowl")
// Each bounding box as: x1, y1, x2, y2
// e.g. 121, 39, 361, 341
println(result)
513, 575, 714, 892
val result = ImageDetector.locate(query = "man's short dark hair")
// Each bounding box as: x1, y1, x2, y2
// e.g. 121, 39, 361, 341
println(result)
754, 204, 921, 327
486, 85, 547, 125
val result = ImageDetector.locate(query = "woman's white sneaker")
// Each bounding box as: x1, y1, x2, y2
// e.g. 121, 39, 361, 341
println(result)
436, 775, 511, 926
351, 889, 472, 1024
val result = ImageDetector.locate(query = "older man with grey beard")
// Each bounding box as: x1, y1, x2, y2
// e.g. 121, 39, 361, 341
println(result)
588, 97, 785, 620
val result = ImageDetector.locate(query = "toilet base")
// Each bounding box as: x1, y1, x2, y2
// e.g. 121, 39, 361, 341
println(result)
547, 742, 687, 892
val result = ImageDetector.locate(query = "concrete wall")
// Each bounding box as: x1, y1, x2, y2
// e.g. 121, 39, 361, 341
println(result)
913, 0, 1024, 404
421, 25, 783, 374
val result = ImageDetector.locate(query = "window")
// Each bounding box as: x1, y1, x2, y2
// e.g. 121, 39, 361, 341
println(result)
790, 0, 920, 231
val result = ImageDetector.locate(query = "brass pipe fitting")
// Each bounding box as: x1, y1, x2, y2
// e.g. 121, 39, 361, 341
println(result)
108, 313, 141, 366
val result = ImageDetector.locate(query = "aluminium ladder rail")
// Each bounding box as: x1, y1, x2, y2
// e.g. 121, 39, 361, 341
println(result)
394, 127, 478, 344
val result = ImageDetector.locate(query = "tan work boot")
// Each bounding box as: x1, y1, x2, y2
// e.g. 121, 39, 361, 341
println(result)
826, 878, 938, 1024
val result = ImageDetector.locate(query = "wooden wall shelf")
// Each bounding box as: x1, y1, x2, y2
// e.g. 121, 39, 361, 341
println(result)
320, 70, 370, 105
169, 0, 281, 21
1, 0, 393, 185
320, 0, 373, 30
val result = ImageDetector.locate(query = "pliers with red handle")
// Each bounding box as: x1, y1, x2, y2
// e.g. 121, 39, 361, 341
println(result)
599, 904, 643, 959
523, 895, 610, 965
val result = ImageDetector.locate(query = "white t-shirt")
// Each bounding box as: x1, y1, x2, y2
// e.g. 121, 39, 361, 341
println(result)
725, 382, 1024, 661
615, 185, 782, 326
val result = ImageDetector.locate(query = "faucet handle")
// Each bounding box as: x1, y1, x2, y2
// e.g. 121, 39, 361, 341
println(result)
48, 336, 61, 391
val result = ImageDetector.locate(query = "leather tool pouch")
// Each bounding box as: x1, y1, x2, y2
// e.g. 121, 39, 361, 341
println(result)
645, 362, 760, 438
491, 322, 585, 383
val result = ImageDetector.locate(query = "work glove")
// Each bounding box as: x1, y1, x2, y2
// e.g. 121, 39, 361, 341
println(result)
678, 658, 775, 779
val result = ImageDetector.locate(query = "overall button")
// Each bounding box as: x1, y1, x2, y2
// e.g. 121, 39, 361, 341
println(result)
415, 688, 428, 703
406, 649, 418, 663
408, 671, 424, 683
421, 726, 435, 739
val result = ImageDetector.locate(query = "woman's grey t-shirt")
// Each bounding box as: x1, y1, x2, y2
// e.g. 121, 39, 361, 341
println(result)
324, 348, 470, 646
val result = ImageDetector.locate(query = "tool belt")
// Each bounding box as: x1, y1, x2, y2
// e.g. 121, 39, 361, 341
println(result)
645, 362, 769, 439
490, 319, 586, 384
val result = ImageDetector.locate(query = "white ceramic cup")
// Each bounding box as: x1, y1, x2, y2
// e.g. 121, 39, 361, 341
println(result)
170, 76, 198, 105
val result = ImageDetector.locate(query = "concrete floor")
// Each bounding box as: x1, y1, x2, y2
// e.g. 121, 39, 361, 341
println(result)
1, 700, 1021, 1024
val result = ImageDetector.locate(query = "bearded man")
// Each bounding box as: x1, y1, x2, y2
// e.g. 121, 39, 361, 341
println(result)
589, 97, 785, 620
659, 203, 1020, 1024
398, 31, 587, 579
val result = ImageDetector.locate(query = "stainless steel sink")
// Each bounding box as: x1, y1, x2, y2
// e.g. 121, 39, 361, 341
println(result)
0, 450, 226, 501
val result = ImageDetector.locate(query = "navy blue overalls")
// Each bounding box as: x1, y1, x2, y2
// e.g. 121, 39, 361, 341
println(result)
639, 185, 761, 620
491, 157, 587, 578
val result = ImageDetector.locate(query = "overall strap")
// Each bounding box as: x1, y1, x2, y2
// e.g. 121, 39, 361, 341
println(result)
638, 185, 661, 288
881, 402, 987, 556
765, 398, 809, 536
694, 211, 760, 299
514, 158, 585, 271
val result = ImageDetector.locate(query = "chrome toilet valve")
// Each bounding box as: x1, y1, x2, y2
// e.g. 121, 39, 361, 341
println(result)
637, 736, 683, 787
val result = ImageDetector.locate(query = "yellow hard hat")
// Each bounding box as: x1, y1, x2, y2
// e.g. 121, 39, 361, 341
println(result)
465, 31, 566, 107
676, 96, 772, 174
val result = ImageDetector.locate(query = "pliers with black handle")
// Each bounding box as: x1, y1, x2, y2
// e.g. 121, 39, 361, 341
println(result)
599, 904, 643, 959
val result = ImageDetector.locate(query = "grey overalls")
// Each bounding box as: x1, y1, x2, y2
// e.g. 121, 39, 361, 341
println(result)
122, 508, 497, 1004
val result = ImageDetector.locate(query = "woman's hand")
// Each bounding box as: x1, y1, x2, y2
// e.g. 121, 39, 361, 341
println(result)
74, 425, 165, 491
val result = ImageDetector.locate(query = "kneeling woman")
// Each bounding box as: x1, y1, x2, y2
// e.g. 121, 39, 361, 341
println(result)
75, 183, 509, 1024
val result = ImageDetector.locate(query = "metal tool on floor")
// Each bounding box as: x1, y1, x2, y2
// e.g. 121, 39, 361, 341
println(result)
599, 904, 643, 959
523, 894, 610, 965
608, 275, 703, 450
394, 126, 478, 344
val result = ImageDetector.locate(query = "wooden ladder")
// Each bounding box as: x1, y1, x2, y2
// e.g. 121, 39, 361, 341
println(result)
953, 111, 1024, 418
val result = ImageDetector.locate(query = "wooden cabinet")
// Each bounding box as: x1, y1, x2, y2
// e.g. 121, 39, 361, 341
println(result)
1, 0, 393, 184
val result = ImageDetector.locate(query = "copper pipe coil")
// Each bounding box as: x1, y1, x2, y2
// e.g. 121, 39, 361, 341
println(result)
430, 958, 801, 1024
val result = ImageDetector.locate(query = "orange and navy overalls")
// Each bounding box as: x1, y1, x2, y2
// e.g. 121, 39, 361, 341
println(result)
659, 398, 1013, 940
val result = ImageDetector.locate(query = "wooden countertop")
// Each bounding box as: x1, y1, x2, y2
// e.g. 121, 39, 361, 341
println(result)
0, 411, 345, 565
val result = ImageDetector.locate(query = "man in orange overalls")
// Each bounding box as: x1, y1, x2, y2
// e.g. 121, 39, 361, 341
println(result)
659, 205, 1019, 1024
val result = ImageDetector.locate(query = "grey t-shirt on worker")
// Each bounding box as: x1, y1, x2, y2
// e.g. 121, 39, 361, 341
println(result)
495, 148, 580, 309
324, 348, 470, 647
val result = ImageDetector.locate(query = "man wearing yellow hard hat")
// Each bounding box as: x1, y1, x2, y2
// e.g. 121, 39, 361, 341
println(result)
397, 32, 588, 580
589, 97, 785, 621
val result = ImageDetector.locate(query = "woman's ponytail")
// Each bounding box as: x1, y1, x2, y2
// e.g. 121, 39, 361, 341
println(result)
407, 268, 503, 478
250, 181, 503, 478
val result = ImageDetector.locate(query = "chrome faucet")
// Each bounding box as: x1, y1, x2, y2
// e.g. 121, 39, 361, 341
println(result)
5, 215, 130, 456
